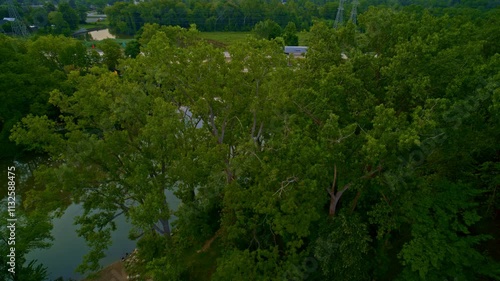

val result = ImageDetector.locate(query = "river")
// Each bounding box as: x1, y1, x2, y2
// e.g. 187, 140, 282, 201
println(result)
1, 157, 180, 280
25, 204, 136, 280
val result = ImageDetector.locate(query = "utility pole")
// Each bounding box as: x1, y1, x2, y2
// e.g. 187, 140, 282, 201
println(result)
334, 0, 345, 29
350, 0, 359, 25
6, 0, 29, 37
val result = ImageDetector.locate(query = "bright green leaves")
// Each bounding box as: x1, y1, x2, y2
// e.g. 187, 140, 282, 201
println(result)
361, 105, 400, 165
138, 23, 200, 48
10, 115, 64, 155
140, 98, 184, 171
28, 35, 89, 72
12, 59, 181, 273
305, 21, 342, 73
318, 61, 375, 125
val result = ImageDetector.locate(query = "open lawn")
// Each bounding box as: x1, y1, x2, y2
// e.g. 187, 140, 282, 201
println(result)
83, 38, 134, 49
199, 31, 311, 48
198, 31, 252, 47
297, 31, 311, 45
79, 23, 108, 30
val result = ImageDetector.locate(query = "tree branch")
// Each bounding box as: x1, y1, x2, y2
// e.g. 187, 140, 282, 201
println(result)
328, 164, 382, 217
208, 104, 219, 139
219, 116, 227, 144
293, 100, 322, 125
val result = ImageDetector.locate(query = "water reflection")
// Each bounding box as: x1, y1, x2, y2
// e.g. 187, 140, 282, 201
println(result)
26, 204, 135, 280
2, 156, 181, 280
25, 187, 180, 280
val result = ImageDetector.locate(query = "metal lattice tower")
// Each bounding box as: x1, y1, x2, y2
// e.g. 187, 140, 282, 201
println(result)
350, 0, 359, 25
6, 0, 29, 37
334, 0, 345, 29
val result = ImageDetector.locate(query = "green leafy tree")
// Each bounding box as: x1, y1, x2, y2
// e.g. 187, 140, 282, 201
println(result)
76, 4, 88, 24
48, 11, 70, 36
98, 39, 123, 70
283, 21, 299, 45
0, 35, 64, 159
252, 19, 282, 40
11, 66, 182, 273
124, 40, 141, 58
28, 35, 90, 72
9, 7, 500, 281
58, 2, 79, 30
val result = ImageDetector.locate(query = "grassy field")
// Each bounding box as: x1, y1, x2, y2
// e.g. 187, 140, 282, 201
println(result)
82, 38, 135, 49
297, 31, 311, 45
198, 31, 311, 47
198, 31, 252, 47
79, 23, 108, 30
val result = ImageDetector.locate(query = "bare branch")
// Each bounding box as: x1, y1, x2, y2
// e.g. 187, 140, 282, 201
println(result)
274, 176, 299, 197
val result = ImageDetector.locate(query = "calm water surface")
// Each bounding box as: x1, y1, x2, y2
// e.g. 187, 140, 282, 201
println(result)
2, 157, 179, 280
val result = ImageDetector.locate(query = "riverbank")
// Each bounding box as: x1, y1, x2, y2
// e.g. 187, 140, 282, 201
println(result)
82, 261, 127, 281
82, 249, 152, 281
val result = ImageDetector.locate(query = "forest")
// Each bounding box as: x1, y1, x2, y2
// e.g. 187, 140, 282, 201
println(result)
1, 0, 499, 36
103, 0, 500, 34
1, 1, 500, 281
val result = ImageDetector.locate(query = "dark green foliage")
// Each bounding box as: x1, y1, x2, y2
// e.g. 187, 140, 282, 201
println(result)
124, 40, 140, 58
253, 19, 282, 40
98, 39, 123, 70
0, 35, 59, 158
58, 3, 79, 30
48, 11, 71, 36
283, 21, 299, 46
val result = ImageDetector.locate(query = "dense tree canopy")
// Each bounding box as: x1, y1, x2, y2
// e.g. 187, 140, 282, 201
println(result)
101, 0, 500, 35
0, 33, 119, 159
4, 3, 500, 281
2, 0, 500, 37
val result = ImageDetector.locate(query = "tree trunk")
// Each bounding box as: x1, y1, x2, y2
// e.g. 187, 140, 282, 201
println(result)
328, 164, 382, 217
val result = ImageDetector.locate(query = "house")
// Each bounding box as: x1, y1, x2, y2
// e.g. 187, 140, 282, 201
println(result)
284, 46, 308, 56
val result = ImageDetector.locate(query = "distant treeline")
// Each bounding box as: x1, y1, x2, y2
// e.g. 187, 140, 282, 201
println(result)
0, 0, 497, 35
105, 0, 499, 35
